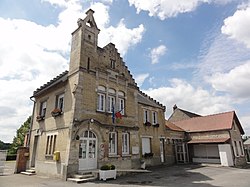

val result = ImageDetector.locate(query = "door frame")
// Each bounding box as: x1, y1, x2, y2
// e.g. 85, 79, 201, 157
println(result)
78, 130, 98, 170
31, 135, 39, 167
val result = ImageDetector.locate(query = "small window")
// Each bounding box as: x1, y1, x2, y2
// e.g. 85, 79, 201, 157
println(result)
122, 133, 130, 155
110, 59, 115, 69
143, 110, 149, 123
45, 134, 57, 156
56, 93, 64, 111
109, 132, 117, 155
234, 141, 239, 156
152, 111, 158, 125
87, 57, 90, 70
239, 141, 244, 156
40, 101, 47, 117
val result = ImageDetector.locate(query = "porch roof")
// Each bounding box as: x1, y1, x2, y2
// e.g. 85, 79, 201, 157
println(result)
187, 137, 230, 144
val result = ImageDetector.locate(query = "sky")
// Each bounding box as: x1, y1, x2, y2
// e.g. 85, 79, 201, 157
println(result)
1, 0, 250, 143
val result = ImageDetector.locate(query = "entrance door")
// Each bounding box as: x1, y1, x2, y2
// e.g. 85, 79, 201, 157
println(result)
175, 142, 189, 163
79, 130, 97, 170
31, 136, 39, 167
160, 139, 165, 163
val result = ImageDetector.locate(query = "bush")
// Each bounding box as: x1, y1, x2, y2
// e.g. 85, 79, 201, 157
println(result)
100, 164, 116, 170
6, 154, 17, 161
143, 152, 154, 159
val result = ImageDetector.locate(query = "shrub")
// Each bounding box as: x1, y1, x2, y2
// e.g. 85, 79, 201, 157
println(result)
100, 164, 116, 170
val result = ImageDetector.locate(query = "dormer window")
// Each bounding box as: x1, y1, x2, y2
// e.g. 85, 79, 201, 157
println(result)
110, 59, 115, 69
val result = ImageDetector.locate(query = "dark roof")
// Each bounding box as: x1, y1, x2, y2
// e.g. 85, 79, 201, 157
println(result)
137, 91, 165, 110
165, 121, 184, 132
173, 111, 244, 134
32, 70, 68, 97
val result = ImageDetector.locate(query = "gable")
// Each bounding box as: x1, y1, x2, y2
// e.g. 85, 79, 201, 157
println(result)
168, 108, 200, 122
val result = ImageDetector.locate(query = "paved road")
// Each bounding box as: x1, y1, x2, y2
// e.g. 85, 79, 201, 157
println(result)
1, 161, 250, 187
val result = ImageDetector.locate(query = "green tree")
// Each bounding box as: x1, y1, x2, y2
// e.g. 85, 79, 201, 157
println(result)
8, 116, 31, 155
0, 140, 11, 150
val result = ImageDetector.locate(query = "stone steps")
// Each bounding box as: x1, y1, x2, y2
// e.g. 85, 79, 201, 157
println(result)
67, 172, 97, 183
21, 168, 36, 176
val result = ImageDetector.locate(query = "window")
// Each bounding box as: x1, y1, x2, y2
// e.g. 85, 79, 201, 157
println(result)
234, 141, 239, 156
143, 110, 149, 123
122, 133, 130, 155
45, 134, 57, 156
110, 59, 115, 69
97, 93, 105, 111
118, 98, 124, 115
109, 132, 117, 155
152, 111, 158, 125
239, 141, 244, 156
141, 137, 151, 155
40, 101, 47, 117
97, 86, 106, 112
107, 96, 115, 113
56, 93, 64, 111
118, 91, 125, 115
87, 57, 90, 70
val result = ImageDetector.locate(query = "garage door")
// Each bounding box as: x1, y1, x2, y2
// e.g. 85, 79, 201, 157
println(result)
193, 144, 220, 164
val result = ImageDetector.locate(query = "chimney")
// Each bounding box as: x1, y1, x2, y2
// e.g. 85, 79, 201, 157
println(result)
173, 104, 177, 111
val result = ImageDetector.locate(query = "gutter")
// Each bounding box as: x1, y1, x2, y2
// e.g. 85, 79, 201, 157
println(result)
27, 96, 36, 147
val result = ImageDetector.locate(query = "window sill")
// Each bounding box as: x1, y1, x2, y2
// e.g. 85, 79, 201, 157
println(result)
122, 154, 131, 157
108, 154, 118, 158
45, 155, 53, 160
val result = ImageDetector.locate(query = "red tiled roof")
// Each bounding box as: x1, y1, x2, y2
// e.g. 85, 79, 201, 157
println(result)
188, 138, 230, 144
173, 111, 244, 134
165, 121, 185, 132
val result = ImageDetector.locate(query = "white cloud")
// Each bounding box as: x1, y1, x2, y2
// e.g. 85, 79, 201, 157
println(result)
206, 61, 250, 99
143, 78, 232, 117
0, 1, 146, 142
134, 73, 149, 87
128, 0, 234, 20
150, 45, 167, 64
221, 6, 250, 49
98, 19, 145, 56
240, 114, 250, 135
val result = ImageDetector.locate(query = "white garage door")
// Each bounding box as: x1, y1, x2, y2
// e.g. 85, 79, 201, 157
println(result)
193, 144, 220, 164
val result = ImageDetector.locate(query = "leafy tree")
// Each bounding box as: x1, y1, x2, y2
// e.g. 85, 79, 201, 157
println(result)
8, 116, 31, 155
0, 140, 11, 150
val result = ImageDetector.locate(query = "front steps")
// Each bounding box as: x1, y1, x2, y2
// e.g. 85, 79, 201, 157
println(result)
67, 172, 97, 183
21, 168, 36, 176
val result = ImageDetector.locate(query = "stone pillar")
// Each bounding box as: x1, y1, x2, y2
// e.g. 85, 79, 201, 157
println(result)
15, 147, 29, 173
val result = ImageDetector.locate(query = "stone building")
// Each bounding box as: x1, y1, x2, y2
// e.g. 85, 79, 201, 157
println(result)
169, 106, 246, 166
28, 9, 170, 179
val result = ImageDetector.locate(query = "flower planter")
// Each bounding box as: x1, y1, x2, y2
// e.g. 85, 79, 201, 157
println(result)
99, 169, 117, 181
36, 116, 44, 122
152, 123, 159, 127
144, 121, 151, 126
51, 108, 62, 117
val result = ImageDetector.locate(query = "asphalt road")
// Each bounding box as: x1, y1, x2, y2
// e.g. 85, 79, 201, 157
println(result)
1, 161, 250, 187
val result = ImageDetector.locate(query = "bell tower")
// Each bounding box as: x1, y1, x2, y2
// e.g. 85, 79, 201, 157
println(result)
69, 9, 100, 75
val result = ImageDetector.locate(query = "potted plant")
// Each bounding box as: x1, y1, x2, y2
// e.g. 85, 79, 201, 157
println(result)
144, 121, 151, 126
152, 123, 159, 128
51, 108, 62, 117
99, 164, 116, 181
36, 115, 44, 122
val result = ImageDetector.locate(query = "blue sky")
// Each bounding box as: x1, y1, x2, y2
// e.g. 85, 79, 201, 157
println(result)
1, 0, 250, 143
